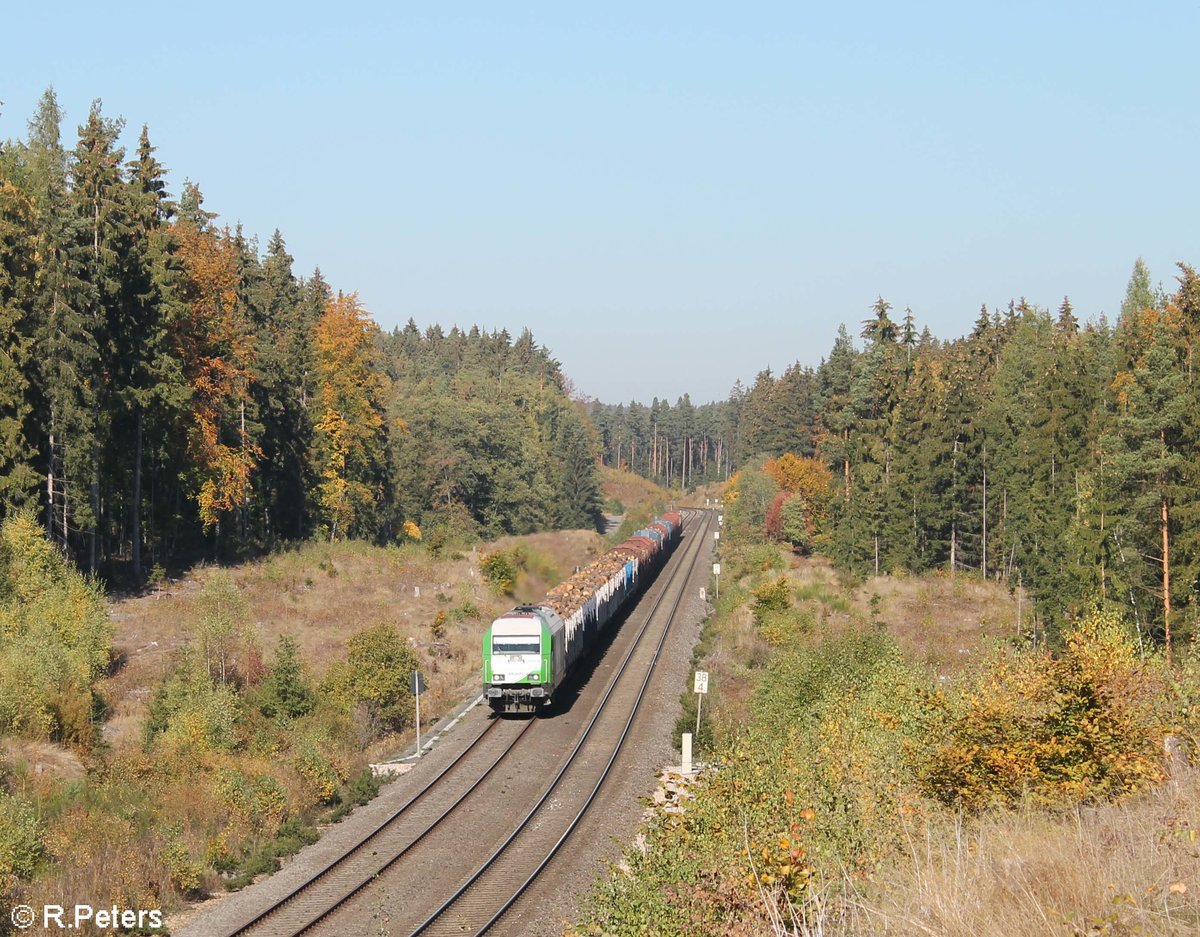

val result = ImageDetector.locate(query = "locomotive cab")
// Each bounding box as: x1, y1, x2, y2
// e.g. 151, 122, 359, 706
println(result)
483, 605, 564, 713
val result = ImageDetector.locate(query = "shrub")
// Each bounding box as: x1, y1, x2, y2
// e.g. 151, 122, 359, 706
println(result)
145, 651, 245, 755
0, 790, 45, 891
922, 608, 1169, 811
480, 550, 518, 594
751, 577, 791, 624
322, 623, 417, 737
0, 512, 111, 743
449, 600, 481, 623
217, 769, 288, 837
295, 744, 343, 805
161, 828, 203, 896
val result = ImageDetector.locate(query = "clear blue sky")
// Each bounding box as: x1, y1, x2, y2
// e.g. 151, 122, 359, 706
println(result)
5, 2, 1198, 404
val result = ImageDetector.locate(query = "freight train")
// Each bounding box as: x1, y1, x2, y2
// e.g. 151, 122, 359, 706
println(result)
482, 512, 684, 714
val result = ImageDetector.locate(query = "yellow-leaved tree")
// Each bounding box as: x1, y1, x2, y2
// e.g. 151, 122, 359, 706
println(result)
313, 294, 388, 540
922, 608, 1168, 810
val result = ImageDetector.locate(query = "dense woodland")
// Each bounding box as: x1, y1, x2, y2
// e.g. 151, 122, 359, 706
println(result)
0, 90, 603, 584
597, 264, 1200, 654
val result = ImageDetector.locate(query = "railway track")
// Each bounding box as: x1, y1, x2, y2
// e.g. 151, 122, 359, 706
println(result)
224, 715, 534, 936
223, 508, 711, 937
408, 508, 713, 937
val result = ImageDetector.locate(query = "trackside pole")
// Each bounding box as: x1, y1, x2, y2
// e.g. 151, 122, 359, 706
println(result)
412, 671, 426, 757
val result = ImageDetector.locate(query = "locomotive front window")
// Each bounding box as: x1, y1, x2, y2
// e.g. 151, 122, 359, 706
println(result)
493, 637, 540, 655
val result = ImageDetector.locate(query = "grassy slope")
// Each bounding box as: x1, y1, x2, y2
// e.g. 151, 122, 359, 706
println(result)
599, 465, 671, 513
102, 530, 604, 755
579, 543, 1200, 936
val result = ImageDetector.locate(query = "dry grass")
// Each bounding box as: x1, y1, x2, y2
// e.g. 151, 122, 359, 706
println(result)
1, 738, 85, 783
853, 570, 1025, 677
841, 769, 1200, 936
600, 466, 671, 511
101, 530, 604, 751
677, 480, 726, 509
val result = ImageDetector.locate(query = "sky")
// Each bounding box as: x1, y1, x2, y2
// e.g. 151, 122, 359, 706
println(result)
4, 2, 1200, 404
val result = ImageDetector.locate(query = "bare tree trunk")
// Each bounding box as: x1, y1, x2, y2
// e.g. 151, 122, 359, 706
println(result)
1162, 493, 1172, 665
843, 428, 850, 499
950, 520, 957, 578
46, 421, 56, 542
89, 420, 99, 574
132, 411, 143, 583
981, 464, 987, 580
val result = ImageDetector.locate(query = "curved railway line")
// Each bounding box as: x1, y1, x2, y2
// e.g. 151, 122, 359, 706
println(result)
220, 508, 713, 937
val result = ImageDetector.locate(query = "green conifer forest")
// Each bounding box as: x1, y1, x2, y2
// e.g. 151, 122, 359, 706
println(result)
592, 269, 1200, 654
0, 90, 603, 585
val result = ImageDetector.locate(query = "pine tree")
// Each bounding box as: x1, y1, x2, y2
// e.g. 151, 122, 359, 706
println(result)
1121, 257, 1157, 319
0, 147, 39, 509
117, 125, 186, 581
25, 89, 96, 557
1106, 321, 1190, 661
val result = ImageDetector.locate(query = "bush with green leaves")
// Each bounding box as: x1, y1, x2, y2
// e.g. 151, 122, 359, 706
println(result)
323, 623, 417, 737
582, 628, 936, 935
0, 512, 111, 743
0, 790, 45, 892
480, 550, 518, 594
144, 650, 245, 755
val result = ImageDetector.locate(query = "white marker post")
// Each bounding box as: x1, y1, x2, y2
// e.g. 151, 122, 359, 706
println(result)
713, 562, 721, 601
694, 670, 709, 738
412, 671, 426, 757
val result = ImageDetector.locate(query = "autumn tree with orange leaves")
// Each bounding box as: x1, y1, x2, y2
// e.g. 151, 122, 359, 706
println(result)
764, 453, 834, 547
173, 187, 259, 536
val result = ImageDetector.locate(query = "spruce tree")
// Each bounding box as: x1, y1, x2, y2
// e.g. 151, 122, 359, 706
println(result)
0, 148, 39, 509
26, 89, 96, 557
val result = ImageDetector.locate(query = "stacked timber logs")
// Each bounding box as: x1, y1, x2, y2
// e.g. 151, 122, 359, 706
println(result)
543, 549, 633, 620
541, 515, 679, 621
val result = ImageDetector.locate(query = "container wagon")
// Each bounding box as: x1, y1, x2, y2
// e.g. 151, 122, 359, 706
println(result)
482, 512, 683, 713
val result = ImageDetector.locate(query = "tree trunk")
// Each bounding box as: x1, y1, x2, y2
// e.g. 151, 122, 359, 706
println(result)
981, 464, 988, 580
1162, 493, 1172, 665
89, 403, 100, 574
950, 520, 957, 578
843, 429, 850, 499
132, 411, 143, 583
46, 422, 56, 542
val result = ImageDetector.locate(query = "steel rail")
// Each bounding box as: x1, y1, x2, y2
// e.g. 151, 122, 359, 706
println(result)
227, 703, 528, 936
408, 508, 711, 936
233, 509, 701, 937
